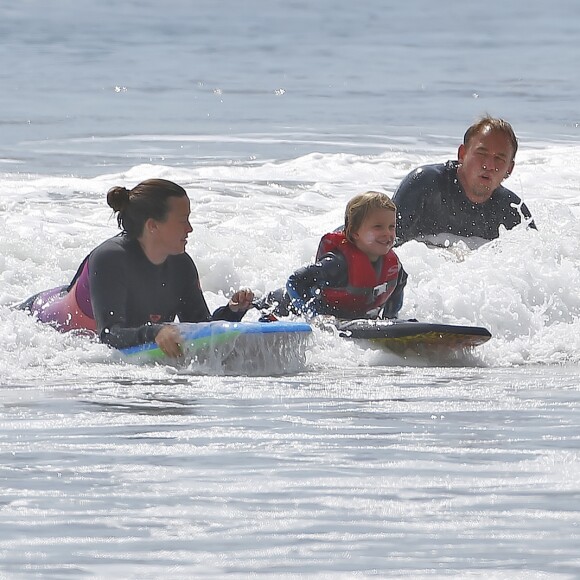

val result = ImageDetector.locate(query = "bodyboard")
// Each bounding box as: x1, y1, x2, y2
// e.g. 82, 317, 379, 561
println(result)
119, 320, 312, 366
336, 319, 491, 352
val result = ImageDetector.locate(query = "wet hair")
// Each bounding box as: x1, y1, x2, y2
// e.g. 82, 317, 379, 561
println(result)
463, 115, 518, 160
344, 191, 396, 243
106, 178, 187, 239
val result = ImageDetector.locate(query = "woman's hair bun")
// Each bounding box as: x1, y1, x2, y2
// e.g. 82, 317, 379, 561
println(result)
107, 186, 131, 212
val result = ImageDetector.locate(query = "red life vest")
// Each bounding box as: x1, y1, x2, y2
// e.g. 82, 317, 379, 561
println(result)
316, 231, 401, 317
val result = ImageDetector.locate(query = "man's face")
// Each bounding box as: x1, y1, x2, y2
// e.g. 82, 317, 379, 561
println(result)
457, 127, 515, 204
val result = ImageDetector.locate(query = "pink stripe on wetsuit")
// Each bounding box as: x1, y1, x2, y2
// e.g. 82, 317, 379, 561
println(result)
27, 258, 96, 333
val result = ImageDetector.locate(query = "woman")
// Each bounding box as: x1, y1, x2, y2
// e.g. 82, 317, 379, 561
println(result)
19, 179, 254, 357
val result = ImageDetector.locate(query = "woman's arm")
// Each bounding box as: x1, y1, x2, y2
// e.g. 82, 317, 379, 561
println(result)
177, 256, 252, 323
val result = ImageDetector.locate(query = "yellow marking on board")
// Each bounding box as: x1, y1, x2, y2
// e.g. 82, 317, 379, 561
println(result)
370, 331, 491, 350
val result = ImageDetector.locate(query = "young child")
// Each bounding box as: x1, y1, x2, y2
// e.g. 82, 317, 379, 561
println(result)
285, 191, 407, 320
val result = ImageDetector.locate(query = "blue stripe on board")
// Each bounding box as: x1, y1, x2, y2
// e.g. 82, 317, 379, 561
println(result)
120, 321, 312, 356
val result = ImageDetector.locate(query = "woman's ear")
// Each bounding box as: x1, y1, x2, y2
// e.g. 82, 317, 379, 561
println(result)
144, 217, 157, 235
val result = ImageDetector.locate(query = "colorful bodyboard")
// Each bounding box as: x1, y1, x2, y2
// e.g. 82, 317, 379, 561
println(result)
119, 320, 312, 365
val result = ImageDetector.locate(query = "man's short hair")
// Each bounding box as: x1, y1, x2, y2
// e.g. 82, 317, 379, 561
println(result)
463, 115, 518, 160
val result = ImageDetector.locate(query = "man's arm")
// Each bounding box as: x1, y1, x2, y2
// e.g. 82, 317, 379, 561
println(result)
392, 165, 441, 246
520, 201, 536, 230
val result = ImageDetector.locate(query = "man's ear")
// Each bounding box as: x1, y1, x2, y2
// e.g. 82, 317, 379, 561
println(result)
457, 144, 466, 163
505, 159, 515, 179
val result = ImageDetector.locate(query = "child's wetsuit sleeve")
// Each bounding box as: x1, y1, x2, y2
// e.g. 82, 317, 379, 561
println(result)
380, 265, 408, 319
286, 253, 347, 316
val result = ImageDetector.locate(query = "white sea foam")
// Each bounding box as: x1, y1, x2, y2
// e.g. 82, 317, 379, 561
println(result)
2, 139, 580, 383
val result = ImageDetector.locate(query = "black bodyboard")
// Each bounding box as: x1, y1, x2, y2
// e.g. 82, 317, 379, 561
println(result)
336, 319, 491, 351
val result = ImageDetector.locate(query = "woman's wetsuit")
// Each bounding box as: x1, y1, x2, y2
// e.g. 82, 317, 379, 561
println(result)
19, 234, 244, 349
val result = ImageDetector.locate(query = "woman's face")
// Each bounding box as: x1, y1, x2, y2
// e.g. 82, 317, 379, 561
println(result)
152, 195, 193, 257
351, 207, 396, 262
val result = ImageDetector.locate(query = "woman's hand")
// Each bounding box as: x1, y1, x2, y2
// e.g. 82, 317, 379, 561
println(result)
155, 324, 184, 358
228, 288, 254, 312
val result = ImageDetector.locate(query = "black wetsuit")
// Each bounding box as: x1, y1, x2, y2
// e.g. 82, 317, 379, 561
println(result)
392, 161, 534, 247
86, 235, 243, 349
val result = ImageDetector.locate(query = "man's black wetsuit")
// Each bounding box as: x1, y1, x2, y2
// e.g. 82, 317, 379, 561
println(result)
85, 235, 243, 349
392, 161, 534, 247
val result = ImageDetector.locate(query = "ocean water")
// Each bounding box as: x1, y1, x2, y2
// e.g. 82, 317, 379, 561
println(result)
1, 0, 580, 577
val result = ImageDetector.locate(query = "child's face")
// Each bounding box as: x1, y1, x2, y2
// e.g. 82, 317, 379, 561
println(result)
351, 208, 396, 262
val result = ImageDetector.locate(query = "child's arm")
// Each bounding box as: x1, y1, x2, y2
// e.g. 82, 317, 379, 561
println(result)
286, 253, 347, 317
380, 265, 408, 319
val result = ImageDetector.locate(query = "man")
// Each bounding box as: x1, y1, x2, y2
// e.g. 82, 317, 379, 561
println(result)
392, 116, 535, 248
